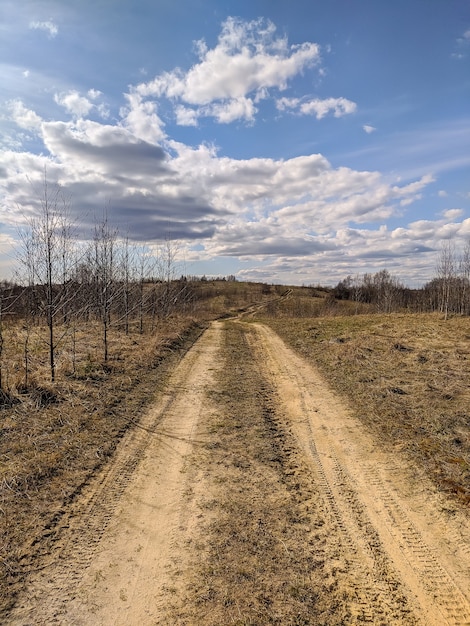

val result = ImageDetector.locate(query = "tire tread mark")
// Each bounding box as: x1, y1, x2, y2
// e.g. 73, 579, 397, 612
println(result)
361, 466, 470, 626
305, 437, 418, 624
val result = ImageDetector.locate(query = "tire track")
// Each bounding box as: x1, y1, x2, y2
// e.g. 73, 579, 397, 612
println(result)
249, 322, 470, 626
7, 324, 223, 626
305, 436, 384, 624
359, 464, 470, 625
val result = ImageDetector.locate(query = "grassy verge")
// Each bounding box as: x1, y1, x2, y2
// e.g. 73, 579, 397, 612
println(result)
167, 321, 358, 625
260, 313, 470, 506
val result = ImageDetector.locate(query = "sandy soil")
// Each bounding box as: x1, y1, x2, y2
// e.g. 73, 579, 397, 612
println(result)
6, 320, 470, 625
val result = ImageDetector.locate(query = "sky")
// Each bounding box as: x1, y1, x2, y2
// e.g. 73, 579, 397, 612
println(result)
1, 0, 469, 287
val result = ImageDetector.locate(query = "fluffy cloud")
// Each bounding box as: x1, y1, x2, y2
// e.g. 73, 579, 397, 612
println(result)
299, 97, 357, 119
54, 91, 94, 117
204, 97, 257, 124
453, 28, 470, 59
1, 108, 437, 259
175, 105, 199, 127
41, 119, 169, 180
2, 110, 464, 286
442, 208, 463, 220
120, 93, 166, 143
130, 17, 324, 124
142, 17, 320, 104
2, 16, 464, 286
8, 99, 42, 130
54, 89, 109, 119
277, 96, 357, 119
363, 124, 376, 134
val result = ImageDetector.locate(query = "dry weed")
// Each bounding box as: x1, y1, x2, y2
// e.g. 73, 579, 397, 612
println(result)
165, 322, 362, 625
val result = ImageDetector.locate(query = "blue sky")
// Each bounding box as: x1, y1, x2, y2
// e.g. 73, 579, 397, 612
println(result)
1, 0, 469, 286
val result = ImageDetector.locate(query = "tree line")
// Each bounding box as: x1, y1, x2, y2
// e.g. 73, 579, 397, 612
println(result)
332, 241, 470, 318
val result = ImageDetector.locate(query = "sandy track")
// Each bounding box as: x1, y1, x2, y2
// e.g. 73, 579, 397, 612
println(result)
6, 320, 470, 625
7, 323, 223, 626
249, 322, 470, 625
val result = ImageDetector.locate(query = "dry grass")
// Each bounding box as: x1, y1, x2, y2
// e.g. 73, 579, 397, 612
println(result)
166, 322, 359, 625
260, 312, 470, 506
3, 281, 469, 618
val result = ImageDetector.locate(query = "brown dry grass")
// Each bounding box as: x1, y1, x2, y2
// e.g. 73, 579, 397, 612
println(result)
4, 280, 469, 619
166, 321, 359, 625
259, 312, 470, 507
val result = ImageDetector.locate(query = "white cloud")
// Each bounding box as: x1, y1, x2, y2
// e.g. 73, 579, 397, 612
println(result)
363, 124, 376, 134
276, 97, 300, 111
459, 29, 470, 41
40, 119, 168, 180
299, 97, 357, 119
54, 90, 94, 117
174, 17, 320, 104
97, 103, 110, 119
0, 232, 17, 279
392, 174, 434, 196
1, 16, 461, 286
0, 111, 455, 287
120, 93, 166, 143
205, 97, 257, 124
8, 99, 42, 130
29, 20, 58, 38
53, 89, 110, 119
453, 28, 470, 58
442, 208, 463, 220
277, 96, 357, 119
175, 105, 199, 126
175, 98, 258, 126
438, 190, 448, 197
234, 211, 470, 286
87, 89, 102, 100
1, 108, 437, 261
133, 17, 321, 124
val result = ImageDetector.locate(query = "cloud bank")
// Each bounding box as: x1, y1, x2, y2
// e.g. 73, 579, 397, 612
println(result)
1, 16, 464, 286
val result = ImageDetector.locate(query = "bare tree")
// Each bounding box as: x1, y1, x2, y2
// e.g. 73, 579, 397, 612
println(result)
121, 235, 133, 335
135, 243, 156, 334
92, 212, 120, 362
372, 269, 404, 313
156, 238, 188, 318
436, 241, 456, 319
17, 171, 74, 381
459, 239, 470, 315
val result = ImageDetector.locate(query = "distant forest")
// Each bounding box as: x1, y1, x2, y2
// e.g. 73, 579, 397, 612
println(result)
332, 240, 470, 318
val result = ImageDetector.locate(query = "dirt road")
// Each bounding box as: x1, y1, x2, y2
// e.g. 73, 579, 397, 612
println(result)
6, 321, 470, 625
